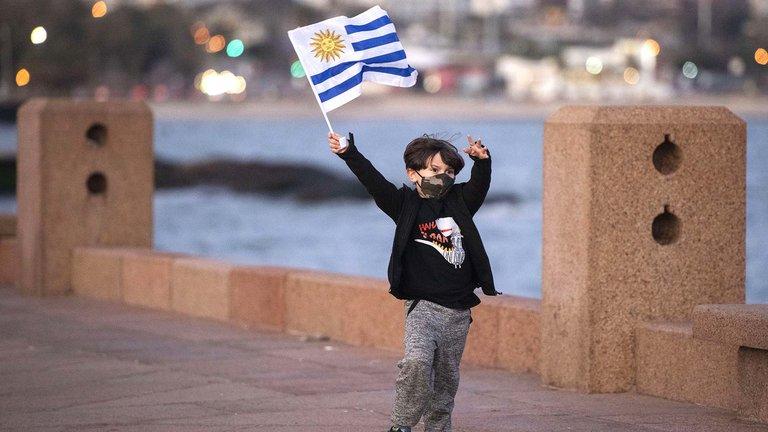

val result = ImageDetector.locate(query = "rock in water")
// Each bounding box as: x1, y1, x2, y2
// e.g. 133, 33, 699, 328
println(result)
0, 155, 521, 205
154, 158, 370, 201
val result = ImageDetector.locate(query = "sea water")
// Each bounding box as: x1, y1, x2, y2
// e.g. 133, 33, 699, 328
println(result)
1, 117, 766, 303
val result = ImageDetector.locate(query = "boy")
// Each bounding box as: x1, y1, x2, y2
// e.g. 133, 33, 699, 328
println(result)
328, 131, 500, 432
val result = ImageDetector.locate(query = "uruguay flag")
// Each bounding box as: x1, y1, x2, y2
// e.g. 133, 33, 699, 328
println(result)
287, 5, 418, 113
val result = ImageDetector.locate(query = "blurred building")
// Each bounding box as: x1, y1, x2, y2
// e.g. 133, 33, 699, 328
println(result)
56, 0, 764, 101
752, 0, 768, 15
495, 37, 673, 102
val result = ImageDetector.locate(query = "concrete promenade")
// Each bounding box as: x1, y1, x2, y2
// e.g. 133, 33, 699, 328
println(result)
1, 284, 765, 432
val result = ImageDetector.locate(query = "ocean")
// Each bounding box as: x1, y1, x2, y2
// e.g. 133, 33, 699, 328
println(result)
1, 116, 766, 303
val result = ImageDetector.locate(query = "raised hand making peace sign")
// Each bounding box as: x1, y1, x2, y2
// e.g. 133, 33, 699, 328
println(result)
463, 135, 489, 160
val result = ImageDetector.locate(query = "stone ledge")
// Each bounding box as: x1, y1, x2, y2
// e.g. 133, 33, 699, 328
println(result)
171, 256, 235, 321
71, 246, 149, 301
0, 237, 18, 285
0, 213, 15, 237
123, 248, 189, 310
64, 246, 543, 373
230, 265, 291, 331
635, 320, 739, 410
692, 304, 768, 350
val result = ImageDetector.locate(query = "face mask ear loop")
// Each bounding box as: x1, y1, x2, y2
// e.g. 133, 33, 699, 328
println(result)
413, 171, 430, 197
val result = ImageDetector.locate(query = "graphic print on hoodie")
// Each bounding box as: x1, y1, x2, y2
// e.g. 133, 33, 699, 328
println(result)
415, 216, 466, 268
400, 198, 476, 308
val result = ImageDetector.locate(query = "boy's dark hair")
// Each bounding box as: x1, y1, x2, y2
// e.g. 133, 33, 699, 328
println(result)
403, 133, 465, 175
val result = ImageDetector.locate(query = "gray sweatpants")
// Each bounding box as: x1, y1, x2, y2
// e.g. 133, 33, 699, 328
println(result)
391, 299, 472, 432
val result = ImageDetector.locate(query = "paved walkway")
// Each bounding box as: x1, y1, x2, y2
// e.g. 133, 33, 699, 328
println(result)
1, 285, 766, 432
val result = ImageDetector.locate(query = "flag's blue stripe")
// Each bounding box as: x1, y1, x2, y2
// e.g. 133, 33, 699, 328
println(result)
318, 65, 415, 103
344, 15, 392, 34
310, 50, 407, 85
351, 32, 399, 51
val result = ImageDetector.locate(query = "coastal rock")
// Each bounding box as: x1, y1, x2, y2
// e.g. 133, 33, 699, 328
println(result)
0, 155, 521, 205
154, 158, 369, 201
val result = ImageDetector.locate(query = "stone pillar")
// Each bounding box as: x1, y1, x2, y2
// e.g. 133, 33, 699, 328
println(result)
541, 106, 746, 393
17, 98, 153, 296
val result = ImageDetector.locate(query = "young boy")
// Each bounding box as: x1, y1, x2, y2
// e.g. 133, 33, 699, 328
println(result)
328, 131, 500, 432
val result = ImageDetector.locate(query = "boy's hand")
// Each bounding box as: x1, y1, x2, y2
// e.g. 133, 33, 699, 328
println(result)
463, 135, 489, 159
328, 132, 349, 154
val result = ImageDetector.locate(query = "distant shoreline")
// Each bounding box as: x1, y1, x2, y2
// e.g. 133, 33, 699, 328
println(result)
149, 94, 768, 121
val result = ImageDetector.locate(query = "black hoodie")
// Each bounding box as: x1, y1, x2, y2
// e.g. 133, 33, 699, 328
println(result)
336, 134, 501, 305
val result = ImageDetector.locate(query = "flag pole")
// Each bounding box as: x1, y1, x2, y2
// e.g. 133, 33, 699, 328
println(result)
304, 72, 333, 133
299, 56, 333, 125
296, 55, 347, 147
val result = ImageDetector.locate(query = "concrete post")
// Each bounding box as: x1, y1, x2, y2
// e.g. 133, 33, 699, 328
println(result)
541, 106, 746, 392
17, 98, 153, 296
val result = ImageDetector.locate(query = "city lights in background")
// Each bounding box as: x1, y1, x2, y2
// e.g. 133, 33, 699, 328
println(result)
290, 60, 305, 78
682, 61, 698, 79
728, 57, 746, 76
195, 69, 246, 97
16, 68, 30, 86
206, 35, 226, 53
191, 22, 210, 45
226, 39, 244, 57
30, 26, 47, 44
642, 39, 660, 57
585, 56, 603, 74
756, 48, 768, 65
623, 67, 640, 85
423, 74, 442, 93
92, 1, 107, 18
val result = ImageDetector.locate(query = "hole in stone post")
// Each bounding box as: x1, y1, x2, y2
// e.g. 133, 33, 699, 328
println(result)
86, 123, 107, 147
652, 204, 679, 245
86, 172, 107, 195
652, 133, 681, 174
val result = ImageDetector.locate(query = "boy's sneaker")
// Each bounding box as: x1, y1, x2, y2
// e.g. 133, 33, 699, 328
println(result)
388, 426, 411, 432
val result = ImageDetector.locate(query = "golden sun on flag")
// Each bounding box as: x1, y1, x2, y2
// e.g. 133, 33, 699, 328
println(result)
310, 29, 346, 62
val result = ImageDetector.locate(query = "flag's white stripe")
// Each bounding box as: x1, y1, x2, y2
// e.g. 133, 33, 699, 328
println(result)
343, 5, 388, 27
290, 6, 386, 34
348, 40, 404, 58
320, 85, 362, 112
319, 68, 417, 113
360, 70, 417, 87
345, 23, 396, 41
309, 41, 408, 85
311, 49, 407, 85
319, 67, 416, 102
314, 58, 410, 93
316, 63, 363, 95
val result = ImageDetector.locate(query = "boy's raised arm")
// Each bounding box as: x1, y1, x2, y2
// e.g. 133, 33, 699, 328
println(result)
329, 132, 401, 221
461, 136, 492, 215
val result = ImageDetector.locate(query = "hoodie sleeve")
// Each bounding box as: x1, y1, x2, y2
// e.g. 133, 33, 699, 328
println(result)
336, 138, 402, 221
461, 150, 492, 215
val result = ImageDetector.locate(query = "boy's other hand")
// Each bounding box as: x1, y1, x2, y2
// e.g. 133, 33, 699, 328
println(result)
328, 132, 349, 154
463, 135, 489, 159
